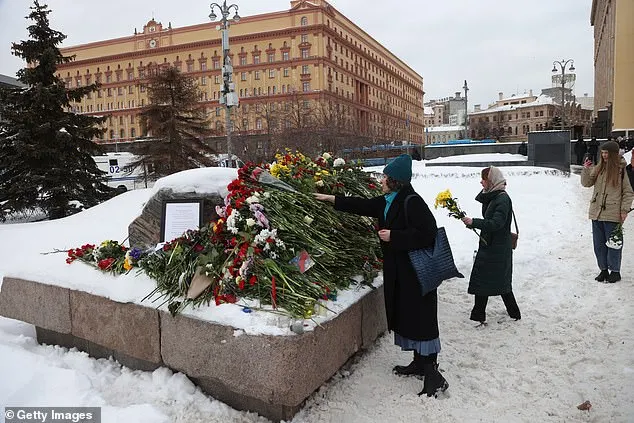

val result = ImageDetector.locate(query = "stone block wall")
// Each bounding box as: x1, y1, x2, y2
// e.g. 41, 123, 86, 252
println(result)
0, 276, 387, 422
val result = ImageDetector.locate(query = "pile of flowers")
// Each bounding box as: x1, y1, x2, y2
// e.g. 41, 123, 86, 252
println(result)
66, 240, 143, 274
67, 152, 383, 318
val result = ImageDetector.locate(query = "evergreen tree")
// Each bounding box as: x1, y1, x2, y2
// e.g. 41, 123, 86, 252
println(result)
0, 0, 111, 221
134, 66, 216, 177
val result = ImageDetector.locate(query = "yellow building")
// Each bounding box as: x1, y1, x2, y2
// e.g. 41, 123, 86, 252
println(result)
57, 0, 424, 153
591, 0, 634, 136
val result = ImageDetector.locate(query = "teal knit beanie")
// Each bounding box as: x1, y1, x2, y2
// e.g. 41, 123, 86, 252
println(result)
383, 154, 412, 182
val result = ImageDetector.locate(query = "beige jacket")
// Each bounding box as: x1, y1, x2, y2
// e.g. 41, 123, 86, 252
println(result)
581, 157, 634, 222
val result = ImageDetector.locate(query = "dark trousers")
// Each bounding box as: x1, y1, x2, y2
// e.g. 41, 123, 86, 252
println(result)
470, 293, 521, 322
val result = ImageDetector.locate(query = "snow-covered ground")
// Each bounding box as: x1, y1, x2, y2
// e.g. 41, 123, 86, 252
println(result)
1, 153, 633, 423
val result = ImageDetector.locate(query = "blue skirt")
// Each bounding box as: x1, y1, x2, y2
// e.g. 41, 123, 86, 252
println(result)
394, 333, 441, 355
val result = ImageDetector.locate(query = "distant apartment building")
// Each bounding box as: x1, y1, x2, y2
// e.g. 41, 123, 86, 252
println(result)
424, 91, 466, 127
591, 0, 634, 137
55, 0, 425, 154
469, 91, 593, 141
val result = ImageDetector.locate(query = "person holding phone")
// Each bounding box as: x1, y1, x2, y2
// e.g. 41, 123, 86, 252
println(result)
581, 141, 634, 283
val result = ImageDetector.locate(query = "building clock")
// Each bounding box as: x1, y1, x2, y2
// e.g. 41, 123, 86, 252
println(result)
149, 39, 157, 48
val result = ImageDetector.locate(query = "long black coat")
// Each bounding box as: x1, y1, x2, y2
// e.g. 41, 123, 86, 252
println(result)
627, 164, 634, 191
467, 190, 514, 296
334, 184, 439, 341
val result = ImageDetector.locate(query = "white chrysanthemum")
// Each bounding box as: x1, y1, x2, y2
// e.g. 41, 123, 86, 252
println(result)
333, 158, 345, 167
316, 180, 324, 187
246, 218, 256, 227
322, 152, 331, 160
269, 251, 278, 259
246, 195, 260, 204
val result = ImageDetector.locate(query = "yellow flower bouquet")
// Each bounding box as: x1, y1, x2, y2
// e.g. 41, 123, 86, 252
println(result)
435, 190, 486, 244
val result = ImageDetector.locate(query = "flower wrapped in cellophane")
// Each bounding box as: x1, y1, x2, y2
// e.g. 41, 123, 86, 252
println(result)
605, 223, 623, 250
435, 189, 486, 244
65, 240, 144, 274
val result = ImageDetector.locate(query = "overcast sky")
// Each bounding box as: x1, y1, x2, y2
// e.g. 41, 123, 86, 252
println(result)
0, 0, 594, 109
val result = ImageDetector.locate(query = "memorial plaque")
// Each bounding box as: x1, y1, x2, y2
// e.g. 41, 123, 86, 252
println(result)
160, 199, 204, 242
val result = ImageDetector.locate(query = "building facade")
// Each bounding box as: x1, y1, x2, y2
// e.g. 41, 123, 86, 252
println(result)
424, 92, 466, 127
591, 0, 634, 136
56, 0, 424, 155
425, 125, 465, 144
468, 92, 593, 142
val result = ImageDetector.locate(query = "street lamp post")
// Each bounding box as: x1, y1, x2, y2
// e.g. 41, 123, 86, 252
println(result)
552, 59, 575, 130
463, 80, 469, 139
209, 1, 240, 167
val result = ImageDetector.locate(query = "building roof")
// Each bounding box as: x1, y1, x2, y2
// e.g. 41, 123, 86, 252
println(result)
470, 94, 557, 115
498, 93, 535, 103
425, 125, 465, 133
0, 74, 25, 88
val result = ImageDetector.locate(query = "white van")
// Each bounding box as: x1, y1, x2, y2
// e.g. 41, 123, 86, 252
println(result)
92, 152, 147, 192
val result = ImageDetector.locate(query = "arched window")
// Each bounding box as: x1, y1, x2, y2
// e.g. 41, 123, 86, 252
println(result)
109, 130, 115, 139
120, 129, 125, 138
300, 16, 308, 26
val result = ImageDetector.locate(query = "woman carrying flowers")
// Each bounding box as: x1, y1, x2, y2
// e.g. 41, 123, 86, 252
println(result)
314, 154, 449, 398
581, 141, 634, 283
461, 166, 521, 325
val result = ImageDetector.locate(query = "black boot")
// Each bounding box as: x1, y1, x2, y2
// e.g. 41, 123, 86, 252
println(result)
393, 351, 426, 377
417, 357, 448, 397
606, 271, 621, 283
595, 270, 609, 282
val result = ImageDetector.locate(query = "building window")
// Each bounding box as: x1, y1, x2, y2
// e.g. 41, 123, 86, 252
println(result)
201, 62, 207, 71
301, 34, 308, 43
301, 49, 309, 59
117, 87, 123, 95
302, 82, 310, 92
128, 85, 133, 94
107, 88, 112, 96
256, 118, 262, 129
241, 72, 247, 81
255, 71, 260, 80
282, 51, 289, 61
254, 55, 260, 64
283, 68, 289, 77
201, 76, 207, 85
268, 53, 274, 62
120, 129, 125, 138
127, 72, 133, 80
272, 86, 277, 94
187, 63, 194, 72
214, 75, 220, 84
269, 69, 275, 78
282, 85, 287, 94
300, 16, 308, 26
302, 65, 309, 75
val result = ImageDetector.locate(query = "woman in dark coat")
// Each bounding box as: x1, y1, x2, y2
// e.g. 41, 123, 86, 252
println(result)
314, 154, 448, 397
461, 166, 521, 325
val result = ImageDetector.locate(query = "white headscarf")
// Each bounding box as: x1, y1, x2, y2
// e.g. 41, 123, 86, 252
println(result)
485, 166, 507, 192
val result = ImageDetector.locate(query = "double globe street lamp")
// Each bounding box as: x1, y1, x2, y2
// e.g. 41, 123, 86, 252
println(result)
552, 59, 575, 129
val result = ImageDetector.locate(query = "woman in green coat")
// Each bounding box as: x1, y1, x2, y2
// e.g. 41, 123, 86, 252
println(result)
461, 166, 521, 326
